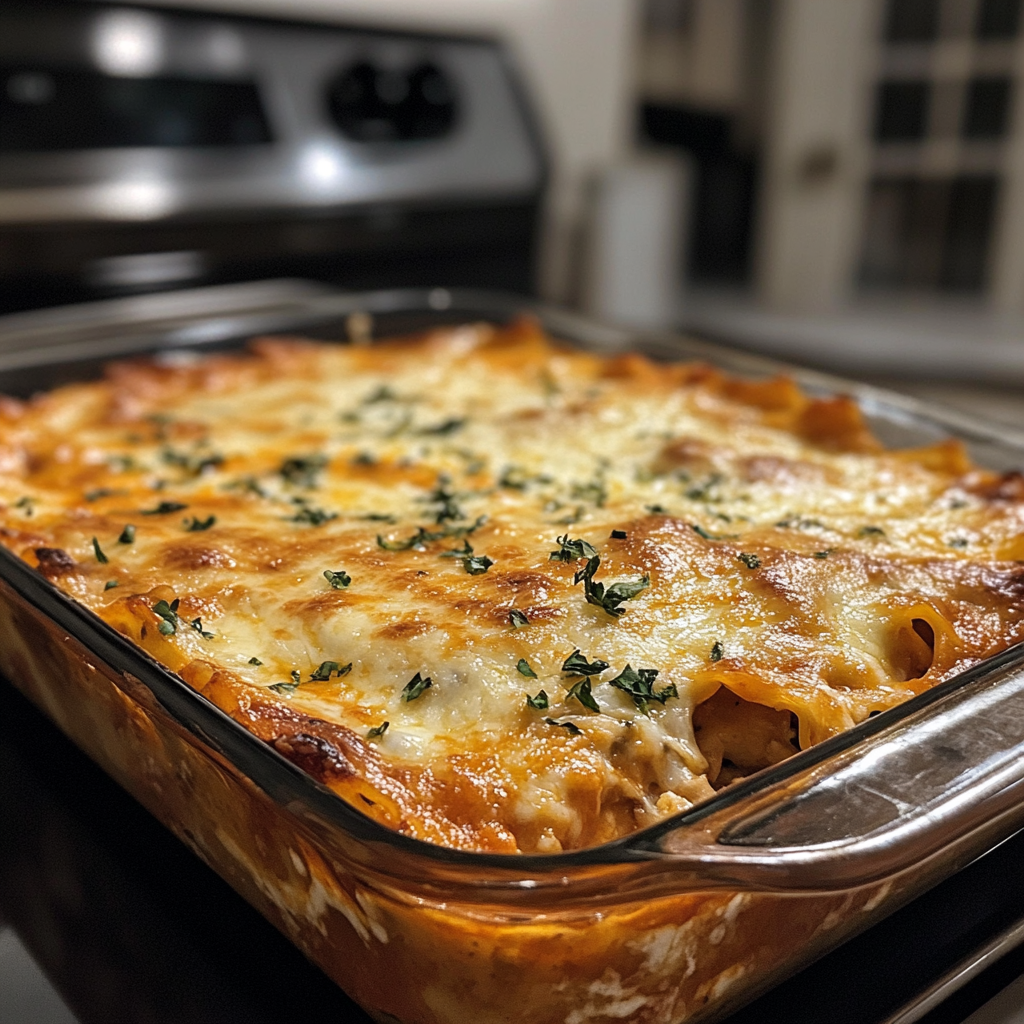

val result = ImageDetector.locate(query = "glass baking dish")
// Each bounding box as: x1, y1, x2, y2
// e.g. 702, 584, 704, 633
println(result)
3, 282, 1024, 1024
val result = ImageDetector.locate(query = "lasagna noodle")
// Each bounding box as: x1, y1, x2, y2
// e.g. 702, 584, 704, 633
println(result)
1, 318, 1023, 853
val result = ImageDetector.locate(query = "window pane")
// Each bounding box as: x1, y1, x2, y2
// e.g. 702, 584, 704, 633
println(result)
942, 176, 998, 290
976, 0, 1022, 39
963, 77, 1013, 138
874, 81, 930, 141
885, 0, 941, 42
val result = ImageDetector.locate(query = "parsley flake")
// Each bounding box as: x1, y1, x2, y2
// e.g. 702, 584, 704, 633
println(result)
572, 554, 650, 617
92, 537, 109, 564
608, 664, 676, 715
142, 501, 188, 515
509, 609, 530, 629
248, 657, 262, 666
377, 517, 485, 551
418, 418, 466, 437
710, 641, 724, 662
269, 681, 298, 695
184, 515, 216, 532
367, 721, 390, 739
118, 524, 136, 544
14, 496, 34, 516
549, 535, 598, 562
439, 540, 473, 558
104, 579, 119, 591
323, 569, 352, 589
737, 552, 761, 570
289, 506, 337, 526
526, 690, 549, 709
464, 554, 494, 575
86, 488, 118, 502
562, 649, 609, 676
401, 672, 433, 702
610, 529, 628, 540
152, 598, 180, 636
545, 717, 582, 736
310, 660, 352, 681
566, 677, 600, 713
190, 618, 215, 640
517, 658, 537, 678
858, 526, 886, 539
279, 454, 328, 489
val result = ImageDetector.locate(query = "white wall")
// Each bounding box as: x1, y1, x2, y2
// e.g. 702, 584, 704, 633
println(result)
131, 0, 640, 299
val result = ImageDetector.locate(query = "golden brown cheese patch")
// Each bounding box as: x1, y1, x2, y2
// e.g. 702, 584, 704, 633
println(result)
1, 317, 1023, 854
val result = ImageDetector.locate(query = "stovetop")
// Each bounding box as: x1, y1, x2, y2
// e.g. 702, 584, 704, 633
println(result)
4, 673, 1024, 1024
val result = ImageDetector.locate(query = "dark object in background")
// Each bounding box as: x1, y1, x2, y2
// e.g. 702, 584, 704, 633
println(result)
640, 102, 757, 286
0, 677, 372, 1024
874, 80, 930, 142
885, 0, 942, 43
963, 76, 1013, 139
0, 0, 545, 314
977, 0, 1023, 39
860, 175, 998, 292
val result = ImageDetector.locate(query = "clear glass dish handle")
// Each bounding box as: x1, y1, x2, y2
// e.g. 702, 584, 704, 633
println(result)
641, 648, 1024, 893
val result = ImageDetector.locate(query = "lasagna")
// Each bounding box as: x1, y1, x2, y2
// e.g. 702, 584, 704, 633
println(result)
1, 317, 1023, 855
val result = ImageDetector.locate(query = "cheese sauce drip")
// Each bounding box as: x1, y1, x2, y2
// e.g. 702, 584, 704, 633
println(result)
2, 318, 1024, 853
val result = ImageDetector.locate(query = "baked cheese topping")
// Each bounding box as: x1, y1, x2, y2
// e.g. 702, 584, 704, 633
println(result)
2, 318, 1024, 853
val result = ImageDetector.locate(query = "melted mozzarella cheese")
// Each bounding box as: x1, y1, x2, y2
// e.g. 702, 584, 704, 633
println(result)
2, 320, 1024, 852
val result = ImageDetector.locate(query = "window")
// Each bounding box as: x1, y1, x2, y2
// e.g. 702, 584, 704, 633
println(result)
885, 0, 941, 43
976, 0, 1022, 39
963, 77, 1013, 138
860, 175, 998, 292
875, 81, 930, 141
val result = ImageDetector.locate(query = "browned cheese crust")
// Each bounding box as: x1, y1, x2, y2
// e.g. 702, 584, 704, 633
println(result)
1, 318, 1022, 853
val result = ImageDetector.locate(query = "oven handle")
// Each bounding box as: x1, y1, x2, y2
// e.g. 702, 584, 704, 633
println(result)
638, 650, 1024, 893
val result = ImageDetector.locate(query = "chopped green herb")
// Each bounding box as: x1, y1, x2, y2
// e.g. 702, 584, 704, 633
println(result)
439, 539, 473, 558
279, 454, 328, 489
323, 569, 352, 589
571, 554, 650, 618
813, 549, 833, 559
858, 526, 886, 539
710, 641, 724, 662
367, 721, 390, 739
248, 657, 262, 666
291, 670, 301, 684
526, 690, 549, 709
14, 496, 34, 516
517, 658, 537, 678
737, 552, 761, 570
646, 504, 668, 514
691, 524, 721, 540
364, 385, 397, 404
161, 447, 224, 477
549, 535, 598, 563
562, 649, 609, 676
108, 454, 137, 472
377, 517, 486, 551
289, 506, 337, 526
509, 609, 530, 629
566, 677, 600, 712
269, 681, 298, 695
425, 486, 464, 524
499, 466, 529, 490
545, 717, 582, 736
142, 501, 188, 515
610, 529, 628, 540
685, 474, 724, 502
571, 479, 607, 507
464, 554, 494, 575
418, 418, 466, 436
352, 452, 377, 466
608, 664, 677, 715
948, 537, 969, 549
104, 579, 119, 591
152, 598, 180, 636
118, 524, 136, 545
184, 515, 216, 532
401, 672, 433, 702
776, 516, 825, 530
226, 476, 268, 498
190, 618, 215, 640
360, 512, 396, 522
310, 660, 352, 681
92, 537, 109, 564
86, 488, 118, 502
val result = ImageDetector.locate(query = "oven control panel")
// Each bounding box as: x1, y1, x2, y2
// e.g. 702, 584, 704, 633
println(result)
0, 1, 543, 223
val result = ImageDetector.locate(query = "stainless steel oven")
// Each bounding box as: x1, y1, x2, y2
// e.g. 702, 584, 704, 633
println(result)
0, 0, 545, 314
